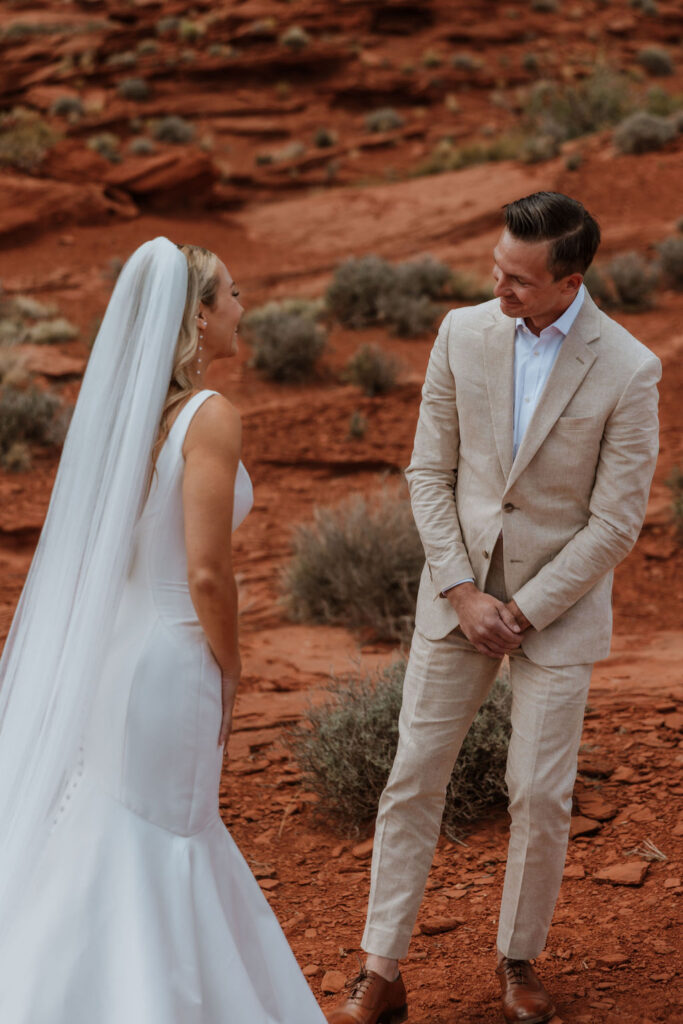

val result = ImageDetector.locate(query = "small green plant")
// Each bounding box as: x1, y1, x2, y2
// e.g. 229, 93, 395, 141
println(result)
282, 488, 424, 640
243, 306, 326, 381
365, 108, 405, 133
155, 16, 179, 36
343, 344, 398, 396
422, 49, 442, 68
665, 466, 683, 541
531, 0, 558, 9
152, 116, 194, 144
106, 50, 137, 69
286, 660, 512, 838
117, 77, 149, 101
279, 25, 311, 51
613, 111, 676, 154
522, 52, 541, 73
136, 38, 159, 55
86, 132, 121, 163
656, 236, 683, 288
637, 46, 674, 77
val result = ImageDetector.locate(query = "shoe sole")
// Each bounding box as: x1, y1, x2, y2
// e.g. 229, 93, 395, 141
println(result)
378, 1006, 408, 1024
502, 1007, 556, 1024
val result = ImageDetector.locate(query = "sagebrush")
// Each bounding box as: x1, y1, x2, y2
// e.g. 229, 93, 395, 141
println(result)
287, 660, 512, 839
243, 306, 326, 381
282, 489, 424, 641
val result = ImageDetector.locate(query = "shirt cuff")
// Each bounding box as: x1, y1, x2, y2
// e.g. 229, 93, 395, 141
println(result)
440, 577, 475, 597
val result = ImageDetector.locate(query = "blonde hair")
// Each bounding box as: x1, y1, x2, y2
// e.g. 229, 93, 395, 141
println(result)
147, 243, 220, 492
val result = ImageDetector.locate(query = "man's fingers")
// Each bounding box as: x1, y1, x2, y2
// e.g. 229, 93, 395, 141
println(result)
497, 604, 521, 634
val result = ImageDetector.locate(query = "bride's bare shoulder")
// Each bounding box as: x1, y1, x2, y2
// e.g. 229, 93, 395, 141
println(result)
182, 391, 241, 459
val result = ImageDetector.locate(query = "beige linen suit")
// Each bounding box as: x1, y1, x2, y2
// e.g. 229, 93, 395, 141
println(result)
362, 292, 661, 961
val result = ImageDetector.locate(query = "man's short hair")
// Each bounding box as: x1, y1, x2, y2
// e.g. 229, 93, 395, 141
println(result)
503, 192, 601, 279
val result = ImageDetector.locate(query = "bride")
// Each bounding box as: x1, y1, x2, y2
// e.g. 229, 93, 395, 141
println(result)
0, 237, 326, 1024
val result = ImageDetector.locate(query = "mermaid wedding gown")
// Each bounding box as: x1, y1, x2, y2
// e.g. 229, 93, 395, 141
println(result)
0, 389, 326, 1024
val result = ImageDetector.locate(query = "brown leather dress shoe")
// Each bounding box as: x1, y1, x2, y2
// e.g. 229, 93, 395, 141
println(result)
495, 958, 556, 1023
325, 968, 408, 1024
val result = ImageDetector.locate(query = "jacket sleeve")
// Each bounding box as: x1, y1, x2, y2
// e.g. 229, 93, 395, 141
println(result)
512, 352, 662, 631
404, 309, 475, 594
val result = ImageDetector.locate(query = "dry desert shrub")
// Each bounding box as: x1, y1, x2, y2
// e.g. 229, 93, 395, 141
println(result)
0, 386, 71, 468
25, 317, 78, 345
342, 344, 398, 396
279, 25, 311, 51
608, 253, 660, 310
243, 304, 326, 381
656, 236, 683, 289
585, 253, 660, 311
117, 77, 149, 101
613, 111, 676, 154
287, 660, 512, 839
87, 132, 121, 163
365, 108, 405, 133
637, 46, 674, 77
665, 466, 683, 541
50, 95, 83, 118
326, 254, 454, 336
525, 66, 632, 142
152, 115, 194, 144
282, 489, 424, 641
0, 108, 56, 172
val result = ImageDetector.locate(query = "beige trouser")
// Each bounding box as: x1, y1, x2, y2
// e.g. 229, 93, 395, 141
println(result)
362, 542, 592, 961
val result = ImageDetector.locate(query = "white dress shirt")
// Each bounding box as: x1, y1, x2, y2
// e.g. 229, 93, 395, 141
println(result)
442, 285, 586, 594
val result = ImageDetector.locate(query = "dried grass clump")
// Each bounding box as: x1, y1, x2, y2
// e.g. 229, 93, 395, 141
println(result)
343, 344, 398, 396
282, 489, 424, 641
243, 306, 326, 381
87, 132, 121, 163
0, 386, 71, 466
25, 317, 78, 345
287, 660, 512, 838
613, 111, 676, 154
50, 95, 83, 118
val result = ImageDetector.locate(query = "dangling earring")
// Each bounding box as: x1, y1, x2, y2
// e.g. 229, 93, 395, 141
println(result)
196, 311, 207, 377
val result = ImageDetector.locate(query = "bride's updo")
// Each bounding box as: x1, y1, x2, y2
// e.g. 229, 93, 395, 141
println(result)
151, 243, 220, 467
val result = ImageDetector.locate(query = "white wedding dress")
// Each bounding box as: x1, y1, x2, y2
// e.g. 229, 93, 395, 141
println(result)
0, 389, 326, 1024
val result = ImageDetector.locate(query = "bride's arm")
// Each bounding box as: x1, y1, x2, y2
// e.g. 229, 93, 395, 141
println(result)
182, 395, 242, 745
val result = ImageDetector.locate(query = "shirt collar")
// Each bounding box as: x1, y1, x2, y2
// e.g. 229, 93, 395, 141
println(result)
516, 283, 586, 338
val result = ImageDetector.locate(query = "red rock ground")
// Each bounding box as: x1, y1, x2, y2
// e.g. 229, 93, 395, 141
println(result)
1, 3, 682, 1022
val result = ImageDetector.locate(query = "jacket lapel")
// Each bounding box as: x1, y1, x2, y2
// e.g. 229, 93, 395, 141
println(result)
483, 313, 516, 480
505, 292, 601, 491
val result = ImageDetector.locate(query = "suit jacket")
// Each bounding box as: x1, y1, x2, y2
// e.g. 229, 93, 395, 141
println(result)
407, 292, 661, 666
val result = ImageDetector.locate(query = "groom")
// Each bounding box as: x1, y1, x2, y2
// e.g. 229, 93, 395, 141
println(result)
327, 192, 661, 1024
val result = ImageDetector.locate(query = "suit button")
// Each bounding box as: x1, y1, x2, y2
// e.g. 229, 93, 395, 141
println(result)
503, 502, 515, 513
483, 550, 489, 559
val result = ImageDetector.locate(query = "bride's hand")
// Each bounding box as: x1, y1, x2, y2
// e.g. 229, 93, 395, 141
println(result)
219, 655, 241, 749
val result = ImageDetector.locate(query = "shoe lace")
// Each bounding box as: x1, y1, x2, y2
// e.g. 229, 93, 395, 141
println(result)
347, 968, 374, 1005
503, 958, 529, 985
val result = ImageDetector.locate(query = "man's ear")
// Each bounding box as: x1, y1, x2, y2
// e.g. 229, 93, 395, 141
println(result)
562, 273, 584, 295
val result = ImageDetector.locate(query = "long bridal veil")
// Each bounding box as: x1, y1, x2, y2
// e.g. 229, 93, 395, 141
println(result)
0, 237, 187, 932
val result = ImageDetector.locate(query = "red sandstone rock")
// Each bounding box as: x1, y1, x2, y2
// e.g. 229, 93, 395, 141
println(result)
0, 172, 137, 240
570, 815, 602, 839
321, 970, 346, 994
593, 861, 650, 887
419, 915, 465, 936
351, 838, 374, 859
574, 791, 617, 821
